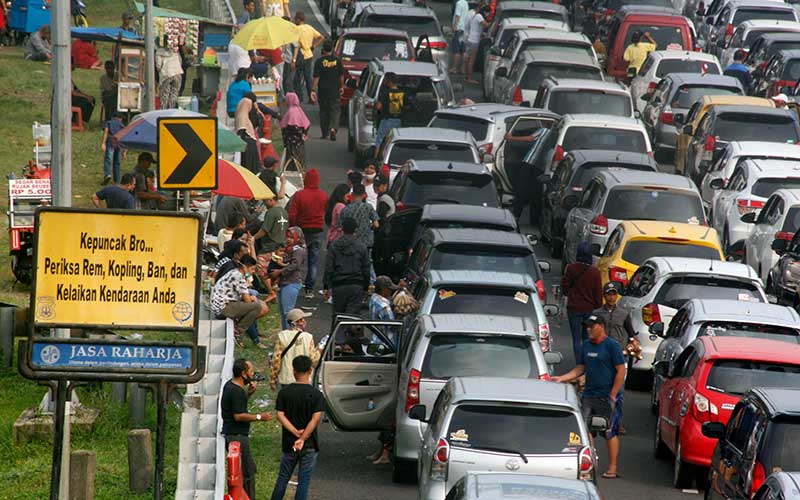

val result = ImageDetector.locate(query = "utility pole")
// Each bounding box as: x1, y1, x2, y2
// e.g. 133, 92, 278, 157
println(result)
145, 0, 156, 112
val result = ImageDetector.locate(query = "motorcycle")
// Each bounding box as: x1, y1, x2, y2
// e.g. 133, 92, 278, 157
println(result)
71, 0, 88, 27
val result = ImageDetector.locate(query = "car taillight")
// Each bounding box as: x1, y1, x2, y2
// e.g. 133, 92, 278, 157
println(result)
609, 266, 628, 285
428, 41, 447, 50
404, 369, 420, 412
698, 1, 704, 11
430, 438, 449, 481
641, 303, 661, 326
737, 199, 764, 215
703, 135, 716, 162
552, 145, 565, 168
535, 278, 546, 302
775, 79, 796, 91
648, 81, 657, 93
751, 460, 766, 497
512, 85, 523, 105
538, 322, 551, 353
396, 200, 408, 212
777, 231, 795, 242
660, 110, 674, 124
692, 392, 718, 423
725, 23, 733, 38
578, 446, 594, 480
484, 142, 493, 155
589, 214, 608, 235
538, 372, 551, 380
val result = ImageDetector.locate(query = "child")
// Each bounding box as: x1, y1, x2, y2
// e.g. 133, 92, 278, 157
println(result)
101, 112, 125, 185
218, 214, 246, 252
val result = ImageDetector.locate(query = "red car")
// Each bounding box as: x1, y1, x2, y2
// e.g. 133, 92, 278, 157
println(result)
334, 28, 415, 110
653, 335, 800, 490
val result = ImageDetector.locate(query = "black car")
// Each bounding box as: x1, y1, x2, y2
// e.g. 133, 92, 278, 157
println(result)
388, 160, 499, 211
703, 387, 800, 500
540, 150, 657, 257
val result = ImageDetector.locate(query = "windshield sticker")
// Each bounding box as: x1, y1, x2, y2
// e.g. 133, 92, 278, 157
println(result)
721, 403, 736, 410
438, 289, 456, 300
687, 216, 699, 225
514, 291, 529, 304
395, 41, 408, 59
561, 446, 578, 453
667, 42, 682, 50
738, 293, 752, 301
568, 432, 582, 446
450, 429, 469, 442
705, 326, 723, 336
342, 39, 356, 56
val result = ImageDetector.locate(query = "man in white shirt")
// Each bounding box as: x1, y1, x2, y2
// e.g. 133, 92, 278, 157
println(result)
228, 41, 252, 76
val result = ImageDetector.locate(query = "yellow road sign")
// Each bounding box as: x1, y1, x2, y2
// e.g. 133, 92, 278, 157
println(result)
32, 209, 202, 330
157, 117, 217, 190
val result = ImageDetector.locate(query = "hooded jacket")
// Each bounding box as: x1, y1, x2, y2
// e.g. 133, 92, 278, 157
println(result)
323, 235, 371, 288
288, 168, 328, 231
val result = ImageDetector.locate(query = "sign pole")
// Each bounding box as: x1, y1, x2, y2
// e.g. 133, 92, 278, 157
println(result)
153, 381, 168, 500
49, 379, 68, 500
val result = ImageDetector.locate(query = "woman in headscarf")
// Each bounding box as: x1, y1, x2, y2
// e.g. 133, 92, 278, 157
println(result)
271, 226, 308, 330
280, 92, 311, 170
561, 240, 603, 362
325, 183, 350, 247
234, 92, 262, 173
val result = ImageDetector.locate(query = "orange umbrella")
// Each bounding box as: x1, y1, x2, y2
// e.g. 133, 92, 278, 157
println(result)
213, 159, 274, 199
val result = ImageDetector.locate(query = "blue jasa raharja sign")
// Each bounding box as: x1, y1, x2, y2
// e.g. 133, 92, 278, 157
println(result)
31, 341, 193, 371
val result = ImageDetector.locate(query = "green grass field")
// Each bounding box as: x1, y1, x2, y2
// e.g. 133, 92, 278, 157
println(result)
0, 1, 287, 497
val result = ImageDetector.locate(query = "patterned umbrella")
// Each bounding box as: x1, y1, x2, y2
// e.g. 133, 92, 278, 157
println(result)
213, 159, 274, 200
112, 109, 246, 153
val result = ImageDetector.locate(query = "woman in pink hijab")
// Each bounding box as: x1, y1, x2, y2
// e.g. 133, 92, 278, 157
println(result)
280, 92, 311, 169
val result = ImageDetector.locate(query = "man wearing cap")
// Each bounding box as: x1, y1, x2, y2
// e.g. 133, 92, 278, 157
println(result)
552, 311, 626, 479
324, 217, 371, 315
270, 308, 320, 391
596, 281, 637, 350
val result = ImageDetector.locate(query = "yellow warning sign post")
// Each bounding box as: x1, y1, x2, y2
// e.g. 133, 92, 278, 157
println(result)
32, 209, 202, 330
157, 117, 218, 190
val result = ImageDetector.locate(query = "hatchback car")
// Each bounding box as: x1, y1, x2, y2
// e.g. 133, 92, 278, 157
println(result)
533, 78, 634, 118
414, 377, 598, 500
654, 336, 800, 490
753, 48, 800, 97
443, 473, 603, 500
562, 169, 705, 265
703, 388, 800, 499
752, 472, 800, 500
743, 189, 800, 286
717, 20, 800, 69
631, 51, 722, 112
377, 127, 484, 173
356, 4, 447, 66
487, 1, 571, 39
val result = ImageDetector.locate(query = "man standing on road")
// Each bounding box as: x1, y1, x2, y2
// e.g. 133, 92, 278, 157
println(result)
561, 241, 602, 363
288, 168, 328, 298
340, 184, 379, 257
270, 309, 320, 391
450, 0, 468, 74
552, 312, 626, 479
221, 358, 273, 500
271, 355, 325, 500
292, 12, 324, 102
311, 39, 344, 141
324, 218, 371, 315
375, 175, 395, 221
92, 174, 136, 209
596, 281, 638, 356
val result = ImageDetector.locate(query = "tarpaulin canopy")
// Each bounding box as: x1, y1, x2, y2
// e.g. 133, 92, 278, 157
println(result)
70, 27, 143, 45
133, 2, 232, 26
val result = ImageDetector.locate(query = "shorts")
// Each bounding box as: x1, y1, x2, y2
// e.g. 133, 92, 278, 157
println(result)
451, 30, 465, 54
465, 39, 480, 52
581, 395, 622, 439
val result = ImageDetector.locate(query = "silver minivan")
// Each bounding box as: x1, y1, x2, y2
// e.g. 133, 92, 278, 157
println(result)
412, 377, 600, 500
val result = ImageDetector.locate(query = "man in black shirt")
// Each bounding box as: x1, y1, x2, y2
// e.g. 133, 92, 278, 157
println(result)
311, 39, 344, 141
373, 72, 405, 155
221, 358, 273, 499
270, 355, 325, 500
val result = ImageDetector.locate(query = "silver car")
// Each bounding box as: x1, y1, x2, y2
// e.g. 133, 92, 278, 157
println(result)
443, 473, 603, 500
414, 377, 600, 500
753, 472, 800, 500
532, 78, 634, 118
356, 4, 447, 67
718, 20, 800, 68
629, 50, 722, 112
378, 127, 484, 175
743, 188, 800, 285
706, 0, 798, 57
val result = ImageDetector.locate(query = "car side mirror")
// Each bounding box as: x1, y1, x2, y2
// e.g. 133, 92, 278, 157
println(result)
538, 260, 551, 273
495, 67, 508, 78
740, 212, 756, 223
701, 421, 726, 440
682, 124, 693, 135
544, 351, 563, 365
562, 194, 579, 210
641, 93, 651, 102
543, 304, 560, 317
673, 113, 685, 125
634, 109, 641, 119
590, 243, 602, 256
772, 238, 788, 254
649, 321, 665, 339
709, 178, 726, 190
408, 404, 427, 422
345, 78, 357, 89
653, 359, 670, 377
590, 416, 607, 433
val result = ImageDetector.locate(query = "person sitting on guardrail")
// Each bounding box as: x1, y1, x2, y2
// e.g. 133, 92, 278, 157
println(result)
211, 254, 269, 347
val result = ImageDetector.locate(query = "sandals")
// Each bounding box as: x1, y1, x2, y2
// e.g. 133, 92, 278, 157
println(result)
602, 471, 621, 479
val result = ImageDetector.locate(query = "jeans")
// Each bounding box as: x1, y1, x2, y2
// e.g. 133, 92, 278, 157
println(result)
246, 289, 261, 345
294, 54, 313, 101
568, 311, 591, 365
225, 435, 257, 499
304, 230, 324, 291
103, 147, 121, 182
279, 283, 302, 330
270, 451, 318, 500
332, 283, 364, 316
318, 95, 341, 135
374, 118, 402, 149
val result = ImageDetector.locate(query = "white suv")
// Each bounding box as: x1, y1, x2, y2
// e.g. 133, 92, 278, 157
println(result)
742, 188, 800, 286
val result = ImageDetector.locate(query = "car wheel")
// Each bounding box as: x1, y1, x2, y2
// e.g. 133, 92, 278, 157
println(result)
654, 419, 670, 459
673, 441, 695, 489
696, 468, 709, 492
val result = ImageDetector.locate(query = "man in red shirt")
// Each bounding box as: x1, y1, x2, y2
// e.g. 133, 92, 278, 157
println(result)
561, 240, 603, 364
288, 168, 328, 298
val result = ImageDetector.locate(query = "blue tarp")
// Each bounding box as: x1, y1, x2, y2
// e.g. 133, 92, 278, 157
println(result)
70, 27, 144, 45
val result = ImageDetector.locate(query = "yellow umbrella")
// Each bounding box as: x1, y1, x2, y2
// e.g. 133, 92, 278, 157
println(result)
232, 16, 300, 50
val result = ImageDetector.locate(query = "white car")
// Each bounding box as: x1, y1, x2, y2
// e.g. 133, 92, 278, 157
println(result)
630, 51, 721, 112
743, 188, 800, 286
710, 158, 800, 252
617, 256, 765, 379
718, 20, 800, 68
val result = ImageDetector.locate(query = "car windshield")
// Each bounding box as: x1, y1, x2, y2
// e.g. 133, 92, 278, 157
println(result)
405, 172, 499, 207
422, 335, 536, 379
628, 24, 685, 49
389, 143, 475, 166
715, 114, 799, 143
428, 115, 490, 142
340, 37, 411, 61
571, 162, 655, 187
429, 287, 538, 317
766, 422, 800, 472
782, 207, 800, 232
607, 0, 672, 9
621, 240, 721, 265
654, 276, 763, 309
706, 360, 800, 395
429, 245, 537, 275
698, 321, 800, 343
751, 178, 800, 198
562, 127, 647, 153
549, 90, 632, 116
603, 188, 705, 222
424, 221, 515, 232
656, 59, 720, 77
732, 8, 796, 26
362, 15, 441, 37
501, 9, 565, 22
520, 41, 594, 60
447, 405, 583, 455
673, 85, 741, 108
520, 64, 602, 90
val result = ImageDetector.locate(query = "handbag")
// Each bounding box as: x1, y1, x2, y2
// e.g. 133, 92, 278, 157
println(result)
392, 289, 419, 316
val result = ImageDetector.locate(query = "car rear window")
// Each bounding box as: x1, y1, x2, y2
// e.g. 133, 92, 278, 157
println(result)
362, 15, 441, 37
429, 245, 538, 276
782, 207, 800, 232
621, 240, 721, 265
765, 422, 800, 472
549, 90, 632, 117
782, 60, 800, 81
447, 405, 582, 455
752, 178, 800, 198
603, 188, 706, 222
698, 321, 800, 343
715, 114, 799, 143
405, 172, 499, 207
422, 335, 536, 379
673, 85, 742, 108
424, 221, 515, 232
521, 64, 602, 90
606, 0, 672, 10
655, 59, 720, 77
389, 143, 476, 166
429, 287, 538, 318
571, 162, 656, 187
628, 24, 686, 50
706, 360, 800, 395
428, 115, 490, 142
732, 8, 797, 27
501, 9, 565, 22
520, 41, 594, 60
341, 37, 411, 61
562, 126, 647, 153
654, 276, 763, 309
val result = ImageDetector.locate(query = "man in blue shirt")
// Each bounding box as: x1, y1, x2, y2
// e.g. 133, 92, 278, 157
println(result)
92, 174, 136, 209
723, 49, 751, 91
553, 310, 626, 479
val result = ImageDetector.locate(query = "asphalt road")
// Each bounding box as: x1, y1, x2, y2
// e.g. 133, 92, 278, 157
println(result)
282, 1, 694, 498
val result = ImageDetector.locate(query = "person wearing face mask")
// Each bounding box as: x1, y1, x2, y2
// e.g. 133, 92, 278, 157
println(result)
270, 309, 321, 391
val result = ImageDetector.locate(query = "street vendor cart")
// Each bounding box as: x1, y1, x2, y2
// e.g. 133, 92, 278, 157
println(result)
7, 178, 51, 284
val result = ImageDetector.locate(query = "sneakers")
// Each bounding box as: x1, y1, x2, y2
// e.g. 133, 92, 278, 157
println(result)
101, 176, 112, 186
304, 289, 315, 299
329, 128, 337, 141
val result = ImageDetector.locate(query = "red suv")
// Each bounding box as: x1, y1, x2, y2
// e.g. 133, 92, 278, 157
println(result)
653, 335, 800, 490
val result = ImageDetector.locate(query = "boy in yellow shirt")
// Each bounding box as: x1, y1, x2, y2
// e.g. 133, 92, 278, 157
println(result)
623, 31, 657, 77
